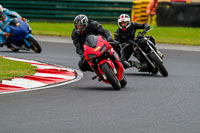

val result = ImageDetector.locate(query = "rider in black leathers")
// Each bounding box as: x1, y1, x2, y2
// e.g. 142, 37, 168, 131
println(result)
71, 14, 119, 72
114, 14, 163, 70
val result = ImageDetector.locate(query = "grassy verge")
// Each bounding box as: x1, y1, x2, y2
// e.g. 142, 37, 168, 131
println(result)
29, 22, 200, 46
0, 57, 37, 82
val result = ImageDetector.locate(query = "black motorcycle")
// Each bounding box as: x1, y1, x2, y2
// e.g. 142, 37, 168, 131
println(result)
128, 29, 168, 77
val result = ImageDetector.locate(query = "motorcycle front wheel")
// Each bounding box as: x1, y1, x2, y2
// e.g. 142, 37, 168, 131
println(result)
100, 63, 121, 90
120, 76, 127, 88
149, 52, 168, 77
26, 36, 42, 53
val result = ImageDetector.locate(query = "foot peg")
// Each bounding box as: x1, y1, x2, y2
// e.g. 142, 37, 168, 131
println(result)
92, 76, 98, 80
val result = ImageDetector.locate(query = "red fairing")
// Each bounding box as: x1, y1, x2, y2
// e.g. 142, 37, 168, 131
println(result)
98, 59, 124, 83
108, 48, 124, 80
114, 58, 124, 80
83, 35, 112, 61
98, 60, 115, 75
82, 35, 125, 85
88, 61, 94, 67
109, 47, 114, 55
109, 48, 120, 61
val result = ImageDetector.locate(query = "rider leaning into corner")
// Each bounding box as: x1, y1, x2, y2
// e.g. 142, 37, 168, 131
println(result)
114, 14, 164, 70
0, 5, 27, 49
71, 14, 119, 72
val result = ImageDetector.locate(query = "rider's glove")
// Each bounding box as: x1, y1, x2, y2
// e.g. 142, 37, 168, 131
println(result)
106, 37, 114, 42
112, 41, 119, 48
144, 23, 150, 31
4, 32, 10, 38
21, 17, 27, 22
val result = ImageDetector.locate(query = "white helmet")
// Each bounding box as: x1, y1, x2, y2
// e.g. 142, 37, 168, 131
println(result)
118, 14, 131, 30
0, 5, 3, 14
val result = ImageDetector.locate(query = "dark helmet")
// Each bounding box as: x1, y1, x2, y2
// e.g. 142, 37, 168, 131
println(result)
74, 14, 88, 33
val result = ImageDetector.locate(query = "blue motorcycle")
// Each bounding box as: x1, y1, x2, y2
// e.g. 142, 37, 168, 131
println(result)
4, 18, 41, 53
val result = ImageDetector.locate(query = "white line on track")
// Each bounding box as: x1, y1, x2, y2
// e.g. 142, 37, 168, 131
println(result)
0, 69, 83, 95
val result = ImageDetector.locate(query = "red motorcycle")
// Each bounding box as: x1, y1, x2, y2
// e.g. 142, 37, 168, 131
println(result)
83, 35, 127, 90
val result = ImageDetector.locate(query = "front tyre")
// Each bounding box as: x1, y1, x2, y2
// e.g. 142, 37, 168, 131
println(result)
149, 52, 168, 77
101, 63, 121, 90
26, 36, 42, 53
120, 76, 127, 88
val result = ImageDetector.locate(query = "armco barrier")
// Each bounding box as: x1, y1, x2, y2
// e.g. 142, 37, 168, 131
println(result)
1, 0, 133, 22
157, 2, 200, 27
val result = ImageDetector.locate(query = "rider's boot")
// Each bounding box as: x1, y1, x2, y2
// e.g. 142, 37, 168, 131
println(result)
138, 62, 148, 72
127, 60, 150, 72
122, 60, 142, 70
0, 41, 4, 47
5, 42, 16, 51
5, 42, 11, 48
128, 60, 142, 70
122, 60, 131, 69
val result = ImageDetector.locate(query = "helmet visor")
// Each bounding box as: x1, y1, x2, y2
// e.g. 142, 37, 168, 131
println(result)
75, 23, 86, 32
119, 22, 128, 28
76, 24, 85, 30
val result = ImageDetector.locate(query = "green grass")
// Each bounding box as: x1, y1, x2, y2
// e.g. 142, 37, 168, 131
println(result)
0, 57, 37, 82
147, 27, 200, 46
30, 22, 200, 46
29, 22, 74, 37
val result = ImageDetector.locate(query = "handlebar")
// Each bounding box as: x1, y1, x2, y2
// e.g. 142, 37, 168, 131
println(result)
143, 28, 153, 35
128, 28, 153, 47
137, 28, 153, 38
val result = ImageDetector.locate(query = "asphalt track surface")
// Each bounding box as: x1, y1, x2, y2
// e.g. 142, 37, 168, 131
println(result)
0, 37, 200, 133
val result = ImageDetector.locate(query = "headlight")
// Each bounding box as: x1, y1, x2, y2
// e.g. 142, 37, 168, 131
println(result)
100, 44, 107, 54
16, 23, 20, 26
87, 54, 97, 59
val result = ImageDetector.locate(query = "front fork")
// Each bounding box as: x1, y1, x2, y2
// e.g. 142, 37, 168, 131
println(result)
23, 34, 34, 47
98, 59, 124, 81
134, 42, 162, 70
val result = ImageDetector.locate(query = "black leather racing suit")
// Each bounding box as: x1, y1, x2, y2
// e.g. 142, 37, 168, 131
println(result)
114, 22, 154, 62
71, 20, 115, 72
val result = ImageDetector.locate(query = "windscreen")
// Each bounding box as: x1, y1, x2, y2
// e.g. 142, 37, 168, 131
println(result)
85, 35, 98, 48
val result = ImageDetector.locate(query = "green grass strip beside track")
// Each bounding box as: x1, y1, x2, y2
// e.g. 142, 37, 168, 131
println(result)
29, 22, 200, 46
0, 57, 37, 82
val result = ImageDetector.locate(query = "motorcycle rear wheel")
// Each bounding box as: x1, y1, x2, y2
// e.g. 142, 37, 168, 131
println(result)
26, 36, 42, 53
101, 63, 121, 90
149, 52, 168, 77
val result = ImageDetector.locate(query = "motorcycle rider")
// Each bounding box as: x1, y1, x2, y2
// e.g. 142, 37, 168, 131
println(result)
0, 5, 26, 48
71, 14, 119, 72
114, 14, 163, 70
